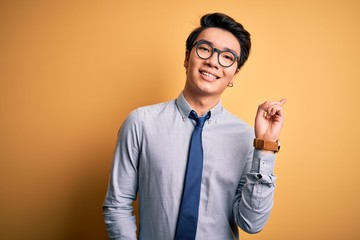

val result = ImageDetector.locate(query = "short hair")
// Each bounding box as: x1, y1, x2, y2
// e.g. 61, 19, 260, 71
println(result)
186, 13, 251, 69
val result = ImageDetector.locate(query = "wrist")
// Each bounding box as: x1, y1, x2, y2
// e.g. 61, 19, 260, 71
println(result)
253, 138, 281, 153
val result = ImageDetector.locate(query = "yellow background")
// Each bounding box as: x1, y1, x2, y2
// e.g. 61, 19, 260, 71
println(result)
1, 0, 359, 239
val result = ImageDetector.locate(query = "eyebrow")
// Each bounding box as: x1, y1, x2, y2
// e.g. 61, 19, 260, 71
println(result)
198, 39, 240, 56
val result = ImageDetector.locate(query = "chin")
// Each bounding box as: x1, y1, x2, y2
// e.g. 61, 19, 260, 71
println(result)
197, 86, 221, 97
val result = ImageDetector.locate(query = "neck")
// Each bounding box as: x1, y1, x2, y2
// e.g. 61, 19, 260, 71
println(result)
182, 90, 220, 116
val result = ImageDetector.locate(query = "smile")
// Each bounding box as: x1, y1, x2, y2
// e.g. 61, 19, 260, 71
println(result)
200, 70, 220, 80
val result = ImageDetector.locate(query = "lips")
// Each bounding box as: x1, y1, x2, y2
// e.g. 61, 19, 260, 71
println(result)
199, 70, 220, 80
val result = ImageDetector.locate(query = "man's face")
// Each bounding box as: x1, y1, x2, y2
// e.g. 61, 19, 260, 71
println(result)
184, 27, 241, 98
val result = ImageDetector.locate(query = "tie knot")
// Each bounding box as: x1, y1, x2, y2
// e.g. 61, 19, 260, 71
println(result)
189, 110, 210, 128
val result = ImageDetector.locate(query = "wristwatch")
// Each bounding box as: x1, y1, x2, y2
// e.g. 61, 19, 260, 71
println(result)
253, 138, 280, 153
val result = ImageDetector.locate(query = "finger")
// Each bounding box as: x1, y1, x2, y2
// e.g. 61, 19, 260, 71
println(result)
260, 101, 278, 118
279, 98, 287, 106
258, 99, 286, 118
259, 100, 270, 110
263, 102, 279, 117
267, 99, 286, 108
267, 104, 284, 118
257, 101, 270, 117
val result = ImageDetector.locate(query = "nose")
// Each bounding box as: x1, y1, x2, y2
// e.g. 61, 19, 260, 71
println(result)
205, 51, 219, 69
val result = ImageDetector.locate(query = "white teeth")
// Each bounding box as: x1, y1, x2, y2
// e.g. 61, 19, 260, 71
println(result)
201, 71, 217, 79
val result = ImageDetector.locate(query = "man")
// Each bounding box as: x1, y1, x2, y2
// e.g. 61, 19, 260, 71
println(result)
103, 12, 286, 239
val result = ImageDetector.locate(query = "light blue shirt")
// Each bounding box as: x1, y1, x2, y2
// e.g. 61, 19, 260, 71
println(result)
103, 93, 277, 240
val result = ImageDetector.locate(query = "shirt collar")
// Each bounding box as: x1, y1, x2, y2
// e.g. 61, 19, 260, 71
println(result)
175, 92, 223, 122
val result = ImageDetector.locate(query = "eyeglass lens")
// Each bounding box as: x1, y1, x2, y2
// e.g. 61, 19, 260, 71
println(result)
195, 42, 236, 67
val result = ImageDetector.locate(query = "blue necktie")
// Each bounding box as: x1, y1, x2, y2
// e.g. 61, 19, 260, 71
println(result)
175, 110, 210, 240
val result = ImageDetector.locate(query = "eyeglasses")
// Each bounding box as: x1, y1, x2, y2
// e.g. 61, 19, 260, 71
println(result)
192, 40, 239, 68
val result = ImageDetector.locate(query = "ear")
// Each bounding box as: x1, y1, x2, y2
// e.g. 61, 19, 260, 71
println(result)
184, 50, 190, 68
229, 68, 240, 84
231, 68, 240, 79
234, 68, 240, 76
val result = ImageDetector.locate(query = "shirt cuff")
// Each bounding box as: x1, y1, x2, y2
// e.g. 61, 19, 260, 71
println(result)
251, 149, 276, 175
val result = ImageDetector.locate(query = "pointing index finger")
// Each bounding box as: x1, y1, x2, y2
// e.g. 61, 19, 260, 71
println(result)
280, 98, 287, 106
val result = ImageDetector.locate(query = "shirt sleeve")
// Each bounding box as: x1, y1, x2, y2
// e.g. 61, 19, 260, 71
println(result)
233, 148, 277, 234
102, 110, 140, 240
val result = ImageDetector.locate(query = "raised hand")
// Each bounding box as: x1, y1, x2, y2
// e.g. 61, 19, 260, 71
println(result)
254, 99, 286, 142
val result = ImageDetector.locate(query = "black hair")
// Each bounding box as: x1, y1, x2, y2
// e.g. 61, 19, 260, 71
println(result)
186, 13, 251, 69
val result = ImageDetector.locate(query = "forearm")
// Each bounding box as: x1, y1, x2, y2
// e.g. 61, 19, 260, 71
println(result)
233, 150, 276, 233
103, 110, 140, 239
102, 196, 137, 239
102, 158, 138, 240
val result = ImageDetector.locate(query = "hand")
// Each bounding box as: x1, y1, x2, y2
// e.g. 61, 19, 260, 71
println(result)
255, 99, 286, 142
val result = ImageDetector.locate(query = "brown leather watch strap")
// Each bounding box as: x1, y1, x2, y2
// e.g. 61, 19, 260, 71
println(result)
253, 138, 280, 153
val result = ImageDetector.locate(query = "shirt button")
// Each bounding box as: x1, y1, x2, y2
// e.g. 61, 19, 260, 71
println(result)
261, 160, 267, 167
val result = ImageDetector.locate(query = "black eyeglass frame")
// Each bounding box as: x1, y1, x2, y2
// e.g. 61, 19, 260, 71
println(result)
191, 40, 240, 68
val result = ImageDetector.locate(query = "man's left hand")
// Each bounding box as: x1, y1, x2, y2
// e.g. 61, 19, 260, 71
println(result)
254, 99, 286, 142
